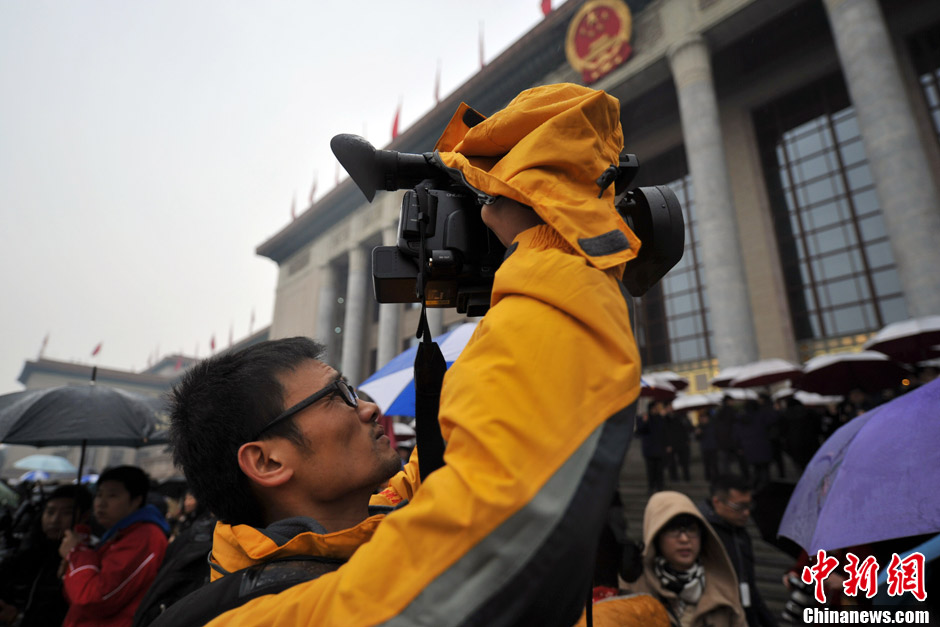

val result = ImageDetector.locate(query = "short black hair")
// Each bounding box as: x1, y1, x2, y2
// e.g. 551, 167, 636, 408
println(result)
169, 337, 326, 526
98, 466, 150, 504
709, 473, 752, 499
47, 484, 93, 513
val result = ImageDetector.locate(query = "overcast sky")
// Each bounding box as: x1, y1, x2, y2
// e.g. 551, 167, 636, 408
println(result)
0, 1, 546, 394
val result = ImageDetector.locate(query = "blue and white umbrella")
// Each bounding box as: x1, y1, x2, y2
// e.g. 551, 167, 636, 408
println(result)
18, 470, 50, 482
359, 322, 479, 416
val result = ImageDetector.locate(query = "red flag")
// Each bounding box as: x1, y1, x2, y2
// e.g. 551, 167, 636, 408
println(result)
479, 22, 485, 69
391, 102, 401, 139
210, 335, 216, 352
308, 173, 318, 205
91, 342, 102, 357
175, 356, 183, 370
541, 0, 552, 16
290, 195, 297, 220
434, 59, 441, 104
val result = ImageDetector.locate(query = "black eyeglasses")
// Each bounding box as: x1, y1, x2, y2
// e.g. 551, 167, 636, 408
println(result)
250, 379, 358, 441
661, 524, 701, 539
722, 499, 755, 513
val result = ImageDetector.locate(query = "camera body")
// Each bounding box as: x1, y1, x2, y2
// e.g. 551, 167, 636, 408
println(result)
331, 133, 684, 316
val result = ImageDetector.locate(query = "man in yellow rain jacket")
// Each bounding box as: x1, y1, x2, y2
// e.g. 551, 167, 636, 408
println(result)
161, 83, 643, 626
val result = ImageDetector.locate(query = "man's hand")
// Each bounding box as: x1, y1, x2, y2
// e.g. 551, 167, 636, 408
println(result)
59, 529, 84, 559
481, 197, 544, 248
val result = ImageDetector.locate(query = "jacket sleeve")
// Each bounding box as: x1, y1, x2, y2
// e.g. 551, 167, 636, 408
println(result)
63, 524, 166, 617
208, 226, 642, 626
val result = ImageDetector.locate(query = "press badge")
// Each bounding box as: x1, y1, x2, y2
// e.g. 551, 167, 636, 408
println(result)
740, 582, 751, 607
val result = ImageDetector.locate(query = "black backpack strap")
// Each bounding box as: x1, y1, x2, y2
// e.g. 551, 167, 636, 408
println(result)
149, 555, 345, 627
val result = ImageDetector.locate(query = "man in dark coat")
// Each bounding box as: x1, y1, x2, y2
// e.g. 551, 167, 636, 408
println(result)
779, 397, 822, 470
664, 406, 692, 482
712, 396, 740, 476
699, 474, 778, 627
695, 412, 719, 481
635, 401, 668, 495
733, 399, 774, 490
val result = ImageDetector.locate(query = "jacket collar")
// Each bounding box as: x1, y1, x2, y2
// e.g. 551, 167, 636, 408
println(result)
209, 511, 387, 581
99, 504, 169, 543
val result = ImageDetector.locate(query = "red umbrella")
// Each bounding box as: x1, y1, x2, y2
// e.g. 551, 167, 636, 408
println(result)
863, 315, 940, 364
797, 351, 911, 395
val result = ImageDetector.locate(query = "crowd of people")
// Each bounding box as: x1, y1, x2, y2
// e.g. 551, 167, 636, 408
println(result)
0, 468, 217, 627
0, 82, 936, 626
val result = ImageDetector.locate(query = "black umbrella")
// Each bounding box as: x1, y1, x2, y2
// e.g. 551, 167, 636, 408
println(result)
0, 369, 170, 481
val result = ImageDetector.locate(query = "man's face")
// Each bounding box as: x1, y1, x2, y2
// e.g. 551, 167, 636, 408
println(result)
277, 360, 402, 503
712, 488, 753, 527
41, 497, 76, 541
94, 480, 142, 530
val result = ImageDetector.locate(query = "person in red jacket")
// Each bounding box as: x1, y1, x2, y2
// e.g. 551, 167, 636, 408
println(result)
59, 465, 169, 627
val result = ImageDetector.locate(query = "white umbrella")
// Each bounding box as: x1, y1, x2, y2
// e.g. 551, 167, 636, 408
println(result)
13, 454, 77, 474
709, 365, 744, 388
671, 393, 721, 412
721, 388, 759, 401
648, 370, 689, 391
772, 388, 842, 407
640, 375, 677, 401
863, 315, 940, 364
798, 351, 910, 395
728, 358, 803, 389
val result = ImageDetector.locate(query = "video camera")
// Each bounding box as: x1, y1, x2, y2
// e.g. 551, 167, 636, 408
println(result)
331, 133, 684, 317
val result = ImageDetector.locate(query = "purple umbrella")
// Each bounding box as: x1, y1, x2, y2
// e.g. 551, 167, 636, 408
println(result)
778, 377, 940, 552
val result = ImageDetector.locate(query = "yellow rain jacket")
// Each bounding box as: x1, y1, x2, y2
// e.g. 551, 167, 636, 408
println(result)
204, 84, 643, 626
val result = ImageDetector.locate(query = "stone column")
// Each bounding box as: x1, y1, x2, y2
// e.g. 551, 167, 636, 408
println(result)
823, 0, 940, 317
376, 226, 402, 369
315, 263, 337, 361
668, 34, 759, 367
426, 308, 444, 338
341, 246, 369, 384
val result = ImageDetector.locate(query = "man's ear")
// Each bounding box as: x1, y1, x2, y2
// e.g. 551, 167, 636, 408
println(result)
237, 441, 294, 488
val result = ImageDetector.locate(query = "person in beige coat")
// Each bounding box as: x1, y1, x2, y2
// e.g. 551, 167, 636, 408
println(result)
629, 491, 746, 627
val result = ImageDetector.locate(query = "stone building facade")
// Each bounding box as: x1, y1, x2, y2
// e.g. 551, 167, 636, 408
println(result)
258, 0, 940, 393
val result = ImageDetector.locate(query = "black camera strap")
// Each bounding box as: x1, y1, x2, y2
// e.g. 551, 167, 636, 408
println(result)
413, 306, 447, 482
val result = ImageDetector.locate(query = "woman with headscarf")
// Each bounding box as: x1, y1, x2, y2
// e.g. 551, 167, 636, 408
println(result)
629, 491, 746, 627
